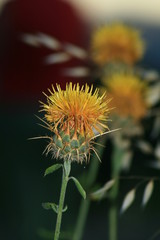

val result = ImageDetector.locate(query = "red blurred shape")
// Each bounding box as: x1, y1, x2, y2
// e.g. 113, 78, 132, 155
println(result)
0, 0, 88, 103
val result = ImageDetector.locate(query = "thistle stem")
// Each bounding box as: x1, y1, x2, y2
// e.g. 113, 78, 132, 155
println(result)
73, 138, 106, 240
54, 161, 71, 240
72, 198, 90, 240
108, 143, 123, 240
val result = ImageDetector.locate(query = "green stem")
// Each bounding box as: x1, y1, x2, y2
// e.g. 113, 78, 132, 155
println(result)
54, 161, 71, 240
73, 138, 106, 240
109, 204, 118, 240
108, 143, 123, 240
72, 199, 90, 240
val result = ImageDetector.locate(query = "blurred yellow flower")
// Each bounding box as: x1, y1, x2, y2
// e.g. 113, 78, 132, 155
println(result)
103, 73, 148, 121
40, 82, 111, 162
90, 23, 144, 66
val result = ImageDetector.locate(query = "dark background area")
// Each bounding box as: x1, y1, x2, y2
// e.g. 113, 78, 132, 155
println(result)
1, 0, 160, 239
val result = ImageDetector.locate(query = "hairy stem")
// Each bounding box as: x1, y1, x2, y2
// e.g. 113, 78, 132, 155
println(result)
54, 161, 71, 240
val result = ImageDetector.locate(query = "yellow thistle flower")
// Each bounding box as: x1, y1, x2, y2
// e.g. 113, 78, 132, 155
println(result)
103, 73, 148, 121
40, 82, 111, 163
90, 23, 144, 66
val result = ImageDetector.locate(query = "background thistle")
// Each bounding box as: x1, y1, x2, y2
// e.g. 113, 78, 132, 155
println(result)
90, 23, 145, 66
102, 71, 149, 121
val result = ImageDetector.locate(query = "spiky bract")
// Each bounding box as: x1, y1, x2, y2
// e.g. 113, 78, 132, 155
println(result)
90, 23, 144, 66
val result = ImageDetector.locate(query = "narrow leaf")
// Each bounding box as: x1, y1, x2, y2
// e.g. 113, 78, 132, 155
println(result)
142, 180, 154, 207
42, 202, 58, 213
62, 67, 90, 77
44, 53, 71, 64
104, 179, 115, 190
70, 177, 86, 199
121, 189, 135, 213
137, 140, 153, 154
90, 179, 115, 200
64, 160, 71, 177
121, 150, 133, 172
64, 43, 88, 59
146, 83, 160, 106
37, 33, 61, 50
62, 205, 68, 212
21, 34, 40, 47
44, 164, 62, 177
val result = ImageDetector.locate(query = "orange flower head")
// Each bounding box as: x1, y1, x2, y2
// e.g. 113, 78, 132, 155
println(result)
103, 73, 148, 121
40, 82, 111, 163
90, 23, 145, 66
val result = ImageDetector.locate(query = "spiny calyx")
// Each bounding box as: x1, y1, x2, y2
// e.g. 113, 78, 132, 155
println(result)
46, 130, 90, 163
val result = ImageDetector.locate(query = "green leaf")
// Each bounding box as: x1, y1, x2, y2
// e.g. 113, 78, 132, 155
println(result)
42, 202, 58, 213
70, 177, 86, 199
64, 160, 71, 177
90, 179, 115, 201
44, 164, 62, 177
62, 205, 68, 212
42, 202, 68, 214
